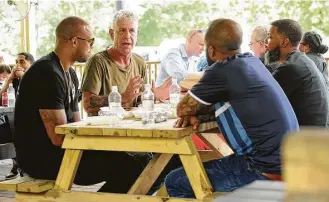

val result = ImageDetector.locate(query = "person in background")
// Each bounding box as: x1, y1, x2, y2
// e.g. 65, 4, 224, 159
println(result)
0, 52, 34, 180
249, 26, 268, 62
0, 64, 11, 89
299, 31, 329, 85
156, 29, 205, 86
267, 19, 329, 127
197, 54, 208, 72
0, 52, 35, 95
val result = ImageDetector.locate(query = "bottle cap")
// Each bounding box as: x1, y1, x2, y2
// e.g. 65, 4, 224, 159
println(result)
112, 86, 118, 92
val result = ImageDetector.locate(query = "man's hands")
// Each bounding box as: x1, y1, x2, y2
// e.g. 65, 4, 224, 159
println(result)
9, 67, 25, 81
122, 76, 143, 104
152, 76, 172, 101
173, 116, 200, 130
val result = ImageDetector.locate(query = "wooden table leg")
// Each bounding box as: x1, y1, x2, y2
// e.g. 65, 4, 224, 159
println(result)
179, 136, 213, 199
197, 133, 233, 157
128, 153, 173, 195
54, 149, 83, 191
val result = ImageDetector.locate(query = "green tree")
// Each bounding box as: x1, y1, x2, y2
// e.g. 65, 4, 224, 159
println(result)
35, 0, 115, 58
138, 0, 211, 46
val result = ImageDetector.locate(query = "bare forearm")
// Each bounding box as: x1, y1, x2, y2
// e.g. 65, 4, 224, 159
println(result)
72, 111, 81, 122
39, 109, 67, 146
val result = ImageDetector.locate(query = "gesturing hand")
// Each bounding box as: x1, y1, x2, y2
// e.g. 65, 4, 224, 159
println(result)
152, 76, 172, 101
122, 76, 143, 104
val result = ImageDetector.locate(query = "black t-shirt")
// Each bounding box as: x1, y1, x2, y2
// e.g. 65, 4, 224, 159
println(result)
273, 51, 329, 127
14, 52, 79, 170
12, 78, 20, 96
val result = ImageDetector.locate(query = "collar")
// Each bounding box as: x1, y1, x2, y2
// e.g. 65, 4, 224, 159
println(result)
179, 44, 189, 59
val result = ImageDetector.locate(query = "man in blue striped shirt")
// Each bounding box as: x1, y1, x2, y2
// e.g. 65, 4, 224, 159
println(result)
164, 18, 299, 198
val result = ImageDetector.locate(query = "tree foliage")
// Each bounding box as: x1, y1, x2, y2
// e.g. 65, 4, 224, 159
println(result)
1, 0, 328, 59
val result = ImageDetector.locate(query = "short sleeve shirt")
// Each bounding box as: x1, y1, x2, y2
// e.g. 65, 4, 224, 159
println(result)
81, 50, 147, 115
14, 52, 79, 170
273, 51, 329, 126
190, 53, 299, 174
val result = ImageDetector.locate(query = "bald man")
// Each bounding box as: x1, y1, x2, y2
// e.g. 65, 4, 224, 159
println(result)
14, 16, 148, 193
164, 19, 298, 198
156, 29, 205, 86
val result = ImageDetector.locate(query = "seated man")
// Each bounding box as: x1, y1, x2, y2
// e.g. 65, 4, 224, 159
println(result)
1, 52, 34, 95
164, 18, 299, 198
82, 10, 171, 116
267, 19, 329, 127
0, 52, 34, 180
14, 16, 150, 193
156, 29, 205, 86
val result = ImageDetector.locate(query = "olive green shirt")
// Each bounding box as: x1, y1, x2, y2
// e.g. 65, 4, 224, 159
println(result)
81, 50, 147, 115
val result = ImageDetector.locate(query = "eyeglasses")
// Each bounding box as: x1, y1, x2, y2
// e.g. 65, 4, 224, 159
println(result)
189, 29, 204, 39
74, 37, 95, 47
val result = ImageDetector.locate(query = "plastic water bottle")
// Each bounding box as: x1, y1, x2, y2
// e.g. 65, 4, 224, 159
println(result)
7, 84, 15, 107
169, 78, 181, 108
141, 84, 155, 125
108, 86, 124, 126
142, 84, 154, 111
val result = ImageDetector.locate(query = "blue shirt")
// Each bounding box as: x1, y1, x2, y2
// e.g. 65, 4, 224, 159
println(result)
156, 44, 189, 86
197, 54, 209, 72
190, 53, 299, 174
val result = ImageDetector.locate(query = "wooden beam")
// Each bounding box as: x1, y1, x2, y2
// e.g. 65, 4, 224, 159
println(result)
179, 136, 213, 199
197, 133, 234, 157
128, 153, 173, 195
283, 129, 329, 195
62, 134, 195, 155
16, 191, 202, 202
54, 149, 83, 191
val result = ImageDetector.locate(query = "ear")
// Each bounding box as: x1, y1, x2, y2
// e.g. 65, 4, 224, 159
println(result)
71, 37, 77, 47
281, 38, 290, 48
109, 29, 114, 41
208, 46, 215, 57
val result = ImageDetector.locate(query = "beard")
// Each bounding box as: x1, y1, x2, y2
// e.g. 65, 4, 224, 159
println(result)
206, 49, 215, 66
264, 46, 281, 65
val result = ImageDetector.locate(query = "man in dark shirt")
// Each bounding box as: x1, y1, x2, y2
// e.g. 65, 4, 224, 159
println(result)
267, 19, 329, 127
14, 16, 149, 193
164, 18, 299, 198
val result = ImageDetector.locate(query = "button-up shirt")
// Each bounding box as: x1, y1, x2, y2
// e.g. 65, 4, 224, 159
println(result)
156, 44, 189, 86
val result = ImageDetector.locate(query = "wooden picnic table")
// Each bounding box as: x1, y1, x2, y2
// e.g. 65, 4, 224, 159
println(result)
34, 118, 220, 202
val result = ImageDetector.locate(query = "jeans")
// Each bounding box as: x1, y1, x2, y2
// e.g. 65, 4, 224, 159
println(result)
165, 155, 271, 198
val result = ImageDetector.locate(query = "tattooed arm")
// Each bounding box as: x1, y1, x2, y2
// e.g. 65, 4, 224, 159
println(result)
83, 92, 108, 114
177, 93, 215, 117
39, 109, 67, 146
174, 93, 215, 129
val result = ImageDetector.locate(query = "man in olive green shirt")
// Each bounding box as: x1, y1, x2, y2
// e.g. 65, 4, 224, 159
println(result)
82, 10, 171, 115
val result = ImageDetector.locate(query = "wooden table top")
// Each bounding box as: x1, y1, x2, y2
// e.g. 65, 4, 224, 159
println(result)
55, 118, 217, 139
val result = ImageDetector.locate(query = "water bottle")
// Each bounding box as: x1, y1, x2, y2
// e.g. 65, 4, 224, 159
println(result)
169, 78, 181, 108
142, 84, 154, 111
108, 86, 124, 126
7, 84, 15, 107
141, 84, 155, 125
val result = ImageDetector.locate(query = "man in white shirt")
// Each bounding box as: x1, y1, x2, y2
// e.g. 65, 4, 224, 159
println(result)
156, 30, 204, 86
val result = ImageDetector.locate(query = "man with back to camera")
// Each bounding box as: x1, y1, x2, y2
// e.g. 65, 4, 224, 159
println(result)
164, 18, 299, 198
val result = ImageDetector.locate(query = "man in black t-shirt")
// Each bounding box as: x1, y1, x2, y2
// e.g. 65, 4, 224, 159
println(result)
14, 16, 151, 193
267, 19, 329, 127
